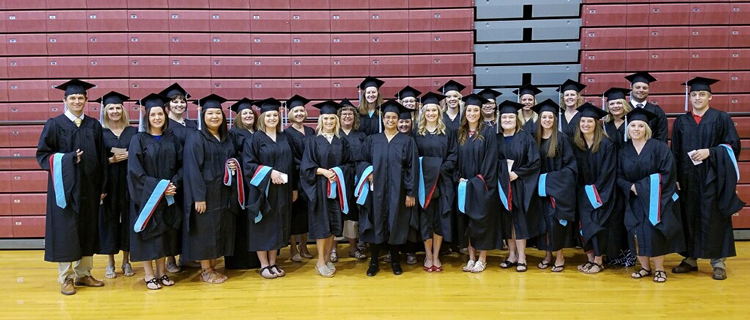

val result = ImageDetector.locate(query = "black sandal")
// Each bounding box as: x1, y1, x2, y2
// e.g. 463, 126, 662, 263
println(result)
271, 265, 286, 277
551, 264, 565, 272
631, 267, 652, 279
500, 260, 517, 269
577, 261, 594, 272
159, 275, 174, 286
145, 277, 162, 290
584, 262, 604, 274
537, 260, 551, 269
516, 263, 528, 273
260, 266, 277, 279
653, 270, 667, 283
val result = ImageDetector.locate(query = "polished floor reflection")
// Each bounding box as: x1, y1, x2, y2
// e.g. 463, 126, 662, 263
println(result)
2, 242, 749, 319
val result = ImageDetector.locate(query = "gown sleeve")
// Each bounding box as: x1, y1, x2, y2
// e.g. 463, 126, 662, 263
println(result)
184, 132, 207, 202
403, 136, 419, 198
36, 118, 60, 171
442, 130, 458, 179
654, 107, 669, 142
300, 137, 320, 200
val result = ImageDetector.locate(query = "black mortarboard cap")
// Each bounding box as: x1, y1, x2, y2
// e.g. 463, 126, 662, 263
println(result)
438, 80, 466, 94
380, 99, 409, 115
498, 100, 525, 115
340, 98, 355, 107
625, 72, 658, 85
94, 91, 129, 106
683, 77, 719, 93
420, 92, 445, 106
462, 93, 489, 107
136, 93, 171, 109
55, 79, 95, 97
603, 87, 631, 101
477, 88, 502, 101
313, 100, 344, 116
626, 107, 657, 124
358, 77, 385, 90
159, 83, 190, 99
395, 86, 422, 99
513, 84, 542, 97
256, 98, 282, 114
229, 98, 254, 113
286, 95, 310, 109
193, 94, 228, 110
531, 99, 560, 115
557, 79, 586, 93
576, 102, 608, 120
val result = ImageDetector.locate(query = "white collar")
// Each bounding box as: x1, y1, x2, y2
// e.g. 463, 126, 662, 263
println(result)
630, 99, 646, 108
64, 110, 84, 122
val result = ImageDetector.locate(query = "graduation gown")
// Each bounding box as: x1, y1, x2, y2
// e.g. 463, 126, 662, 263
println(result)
356, 132, 419, 245
359, 111, 380, 136
167, 119, 196, 145
98, 126, 137, 254
560, 112, 581, 139
617, 139, 685, 257
340, 129, 367, 222
603, 120, 628, 257
573, 137, 617, 257
443, 112, 461, 133
414, 129, 458, 242
127, 132, 183, 262
522, 119, 537, 136
37, 114, 108, 262
496, 130, 542, 242
184, 119, 198, 129
225, 127, 261, 269
286, 125, 315, 235
535, 135, 577, 252
244, 131, 294, 251
300, 135, 354, 240
182, 130, 238, 261
671, 108, 744, 259
456, 127, 499, 250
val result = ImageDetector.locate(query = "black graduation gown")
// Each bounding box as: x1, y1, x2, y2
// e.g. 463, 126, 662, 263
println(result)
561, 112, 581, 139
414, 129, 458, 242
443, 112, 461, 133
37, 115, 108, 262
340, 129, 367, 222
184, 119, 198, 129
671, 108, 744, 259
357, 132, 419, 245
167, 119, 196, 146
456, 127, 499, 250
359, 111, 380, 136
617, 139, 685, 257
634, 102, 668, 142
535, 135, 577, 252
496, 130, 542, 241
127, 132, 183, 262
573, 137, 617, 257
522, 119, 537, 136
286, 126, 315, 235
182, 130, 237, 261
603, 120, 628, 257
300, 135, 353, 240
98, 126, 137, 254
244, 131, 294, 251
225, 127, 261, 269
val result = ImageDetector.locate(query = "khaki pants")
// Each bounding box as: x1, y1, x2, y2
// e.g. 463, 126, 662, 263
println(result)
58, 256, 93, 283
683, 257, 726, 269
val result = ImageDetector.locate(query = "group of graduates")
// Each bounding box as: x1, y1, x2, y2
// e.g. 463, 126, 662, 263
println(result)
37, 72, 743, 295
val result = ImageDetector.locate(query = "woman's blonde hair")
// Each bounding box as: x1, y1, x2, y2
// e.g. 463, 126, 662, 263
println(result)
440, 93, 465, 114
560, 94, 584, 111
257, 111, 282, 133
233, 108, 257, 132
574, 119, 605, 153
338, 105, 360, 131
627, 120, 653, 141
605, 99, 633, 123
102, 103, 130, 129
316, 114, 341, 138
417, 104, 447, 136
518, 110, 538, 126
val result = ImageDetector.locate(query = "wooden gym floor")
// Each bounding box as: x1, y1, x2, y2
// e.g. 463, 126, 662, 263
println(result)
2, 242, 749, 319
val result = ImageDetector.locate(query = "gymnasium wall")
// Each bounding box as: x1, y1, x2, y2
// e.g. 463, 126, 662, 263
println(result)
578, 0, 750, 231
0, 0, 475, 239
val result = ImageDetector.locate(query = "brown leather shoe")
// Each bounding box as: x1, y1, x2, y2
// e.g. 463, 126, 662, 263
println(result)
75, 275, 104, 287
671, 261, 698, 274
61, 279, 76, 295
712, 267, 727, 280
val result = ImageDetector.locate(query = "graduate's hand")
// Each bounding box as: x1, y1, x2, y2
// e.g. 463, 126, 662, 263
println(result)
195, 201, 207, 214
405, 196, 415, 208
293, 190, 298, 202
227, 160, 237, 174
166, 183, 177, 196
100, 193, 107, 201
271, 170, 284, 184
630, 184, 638, 196
326, 169, 337, 182
367, 174, 373, 184
75, 149, 83, 163
459, 178, 467, 183
509, 172, 518, 182
691, 148, 710, 161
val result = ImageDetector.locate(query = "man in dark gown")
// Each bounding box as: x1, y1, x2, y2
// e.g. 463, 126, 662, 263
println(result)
671, 77, 744, 280
36, 79, 108, 295
625, 72, 669, 142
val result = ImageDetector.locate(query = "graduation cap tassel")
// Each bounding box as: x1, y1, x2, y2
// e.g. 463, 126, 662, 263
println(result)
228, 108, 233, 129
601, 94, 606, 112
624, 114, 628, 142
379, 109, 382, 133
517, 88, 520, 103
684, 83, 689, 112
557, 87, 562, 132
138, 100, 144, 133
99, 100, 104, 124
197, 99, 202, 131
496, 108, 500, 135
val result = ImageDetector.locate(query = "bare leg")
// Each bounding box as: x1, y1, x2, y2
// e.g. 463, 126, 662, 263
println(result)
316, 239, 327, 268
290, 235, 299, 256
433, 234, 443, 268
325, 236, 335, 262
516, 239, 527, 265
300, 234, 312, 257
423, 238, 434, 269
478, 250, 488, 264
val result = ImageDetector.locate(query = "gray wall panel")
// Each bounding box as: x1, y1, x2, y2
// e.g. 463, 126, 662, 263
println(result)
475, 42, 581, 65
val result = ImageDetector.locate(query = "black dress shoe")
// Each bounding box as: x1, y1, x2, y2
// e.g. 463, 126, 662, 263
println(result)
366, 263, 380, 277
391, 263, 403, 275
712, 267, 727, 280
672, 261, 698, 273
